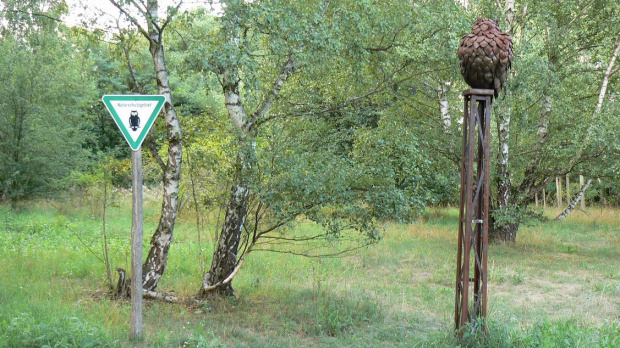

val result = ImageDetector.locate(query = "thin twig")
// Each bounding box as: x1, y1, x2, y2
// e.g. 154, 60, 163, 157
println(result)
66, 225, 106, 265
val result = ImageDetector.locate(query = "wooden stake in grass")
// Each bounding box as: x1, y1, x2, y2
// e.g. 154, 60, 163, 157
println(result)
556, 177, 562, 208
566, 174, 571, 203
102, 162, 112, 289
130, 148, 143, 341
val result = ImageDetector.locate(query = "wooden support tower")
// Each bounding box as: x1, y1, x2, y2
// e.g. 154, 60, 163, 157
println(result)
455, 89, 492, 336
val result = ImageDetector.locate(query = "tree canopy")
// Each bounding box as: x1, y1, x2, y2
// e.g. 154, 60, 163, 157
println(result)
0, 0, 617, 284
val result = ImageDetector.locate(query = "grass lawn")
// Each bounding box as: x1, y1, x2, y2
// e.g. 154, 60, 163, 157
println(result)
0, 196, 618, 347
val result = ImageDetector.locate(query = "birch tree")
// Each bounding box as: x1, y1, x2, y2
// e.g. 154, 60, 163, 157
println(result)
463, 0, 618, 241
196, 0, 353, 296
109, 0, 183, 291
555, 39, 619, 219
490, 0, 517, 241
190, 0, 436, 296
200, 22, 296, 296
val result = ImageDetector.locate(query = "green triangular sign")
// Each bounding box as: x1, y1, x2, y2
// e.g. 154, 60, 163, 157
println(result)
102, 95, 166, 151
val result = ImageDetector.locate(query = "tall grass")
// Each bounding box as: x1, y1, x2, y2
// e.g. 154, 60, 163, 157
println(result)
0, 202, 618, 347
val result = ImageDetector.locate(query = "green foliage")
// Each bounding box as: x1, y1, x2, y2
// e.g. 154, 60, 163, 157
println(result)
492, 205, 544, 230
0, 18, 96, 204
0, 313, 114, 348
173, 0, 470, 260
4, 0, 616, 227
0, 0, 618, 345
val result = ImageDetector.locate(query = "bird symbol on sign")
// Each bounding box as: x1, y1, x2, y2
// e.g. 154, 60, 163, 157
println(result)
129, 110, 140, 131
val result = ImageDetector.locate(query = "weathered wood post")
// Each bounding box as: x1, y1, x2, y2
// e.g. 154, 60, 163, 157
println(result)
130, 147, 144, 340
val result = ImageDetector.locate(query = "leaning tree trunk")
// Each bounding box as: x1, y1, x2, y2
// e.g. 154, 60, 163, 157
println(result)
200, 50, 295, 296
200, 141, 252, 297
199, 56, 253, 297
199, 70, 256, 297
555, 178, 592, 220
139, 0, 183, 291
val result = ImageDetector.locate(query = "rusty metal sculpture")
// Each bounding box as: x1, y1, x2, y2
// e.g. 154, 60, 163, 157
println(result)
454, 17, 514, 338
458, 18, 513, 98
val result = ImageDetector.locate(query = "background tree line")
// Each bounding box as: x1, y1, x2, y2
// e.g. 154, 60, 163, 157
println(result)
0, 0, 617, 295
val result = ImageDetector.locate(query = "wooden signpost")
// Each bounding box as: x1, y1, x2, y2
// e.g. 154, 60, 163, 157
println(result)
102, 95, 166, 340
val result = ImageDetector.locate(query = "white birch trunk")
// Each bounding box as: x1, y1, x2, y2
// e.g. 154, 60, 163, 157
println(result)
202, 172, 250, 296
497, 109, 511, 211
495, 106, 515, 241
595, 40, 620, 114
579, 175, 585, 209
491, 0, 517, 242
201, 51, 295, 296
505, 0, 515, 31
538, 95, 551, 141
456, 0, 469, 10
555, 178, 592, 220
518, 94, 551, 201
597, 178, 608, 206
572, 40, 619, 165
437, 84, 451, 131
132, 0, 183, 291
556, 177, 562, 208
201, 67, 248, 295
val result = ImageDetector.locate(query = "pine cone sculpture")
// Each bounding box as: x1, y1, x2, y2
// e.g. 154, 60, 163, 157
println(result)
458, 18, 513, 98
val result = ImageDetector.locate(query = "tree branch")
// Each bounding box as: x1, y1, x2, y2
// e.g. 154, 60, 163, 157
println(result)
255, 243, 371, 258
143, 289, 179, 302
365, 24, 409, 52
160, 0, 184, 34
6, 9, 62, 22
147, 135, 166, 171
595, 39, 620, 114
108, 0, 151, 40
117, 25, 145, 94
252, 54, 296, 123
570, 39, 620, 167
